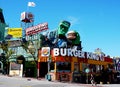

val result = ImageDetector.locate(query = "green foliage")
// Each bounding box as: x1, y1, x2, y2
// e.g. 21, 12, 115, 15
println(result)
0, 41, 14, 64
0, 41, 8, 53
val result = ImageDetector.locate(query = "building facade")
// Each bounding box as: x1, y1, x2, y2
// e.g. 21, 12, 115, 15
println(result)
38, 47, 114, 83
0, 8, 7, 41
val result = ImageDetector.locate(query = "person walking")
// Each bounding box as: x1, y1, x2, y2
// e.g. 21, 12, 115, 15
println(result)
90, 74, 97, 86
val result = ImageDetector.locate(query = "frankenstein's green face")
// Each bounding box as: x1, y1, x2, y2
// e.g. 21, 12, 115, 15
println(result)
58, 20, 70, 36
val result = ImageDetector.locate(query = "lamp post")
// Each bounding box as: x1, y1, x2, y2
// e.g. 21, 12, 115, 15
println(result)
85, 68, 90, 84
47, 55, 51, 73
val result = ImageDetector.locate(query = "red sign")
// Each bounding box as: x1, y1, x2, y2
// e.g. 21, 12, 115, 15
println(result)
104, 57, 113, 63
26, 22, 48, 36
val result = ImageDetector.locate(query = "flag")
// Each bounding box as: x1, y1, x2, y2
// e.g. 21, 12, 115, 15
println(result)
28, 2, 36, 7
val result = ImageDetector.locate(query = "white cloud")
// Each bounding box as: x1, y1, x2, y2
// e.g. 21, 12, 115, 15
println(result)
67, 16, 80, 26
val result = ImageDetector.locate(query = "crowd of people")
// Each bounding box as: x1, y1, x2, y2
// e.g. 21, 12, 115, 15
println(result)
90, 67, 120, 84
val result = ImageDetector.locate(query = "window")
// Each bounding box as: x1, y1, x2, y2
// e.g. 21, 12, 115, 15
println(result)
74, 62, 79, 72
56, 62, 71, 71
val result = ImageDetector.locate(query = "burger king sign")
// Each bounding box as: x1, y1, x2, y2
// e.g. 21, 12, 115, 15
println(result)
41, 47, 50, 57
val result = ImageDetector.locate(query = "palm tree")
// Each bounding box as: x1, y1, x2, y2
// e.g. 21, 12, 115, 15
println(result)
21, 38, 37, 65
0, 40, 14, 74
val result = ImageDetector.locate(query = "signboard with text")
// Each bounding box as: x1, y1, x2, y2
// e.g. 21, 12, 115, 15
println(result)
8, 28, 22, 38
38, 47, 114, 63
26, 22, 48, 36
5, 28, 22, 39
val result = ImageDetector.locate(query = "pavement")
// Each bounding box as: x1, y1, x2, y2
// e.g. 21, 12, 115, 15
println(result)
1, 74, 120, 87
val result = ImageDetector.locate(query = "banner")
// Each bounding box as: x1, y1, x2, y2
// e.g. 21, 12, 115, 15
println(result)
26, 22, 48, 36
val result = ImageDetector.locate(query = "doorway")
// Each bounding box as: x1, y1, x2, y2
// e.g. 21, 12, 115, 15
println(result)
39, 62, 48, 78
25, 67, 35, 77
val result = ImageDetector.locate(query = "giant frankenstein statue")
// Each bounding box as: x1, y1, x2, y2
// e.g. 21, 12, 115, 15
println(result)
40, 20, 71, 48
39, 20, 82, 50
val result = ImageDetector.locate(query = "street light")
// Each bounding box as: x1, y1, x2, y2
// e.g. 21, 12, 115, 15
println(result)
85, 68, 90, 84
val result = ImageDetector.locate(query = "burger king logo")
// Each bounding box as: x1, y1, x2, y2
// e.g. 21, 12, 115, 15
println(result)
41, 47, 50, 56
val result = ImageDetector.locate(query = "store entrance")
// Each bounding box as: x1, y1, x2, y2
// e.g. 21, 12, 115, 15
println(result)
39, 62, 48, 78
25, 67, 35, 77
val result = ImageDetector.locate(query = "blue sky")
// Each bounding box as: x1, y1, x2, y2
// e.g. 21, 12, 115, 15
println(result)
0, 0, 120, 57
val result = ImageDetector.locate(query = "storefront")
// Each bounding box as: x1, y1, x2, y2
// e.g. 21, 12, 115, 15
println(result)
9, 55, 37, 77
38, 47, 114, 83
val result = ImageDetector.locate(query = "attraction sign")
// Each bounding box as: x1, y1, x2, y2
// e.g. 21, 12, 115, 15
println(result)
7, 28, 22, 38
20, 12, 34, 23
5, 27, 22, 39
26, 22, 48, 36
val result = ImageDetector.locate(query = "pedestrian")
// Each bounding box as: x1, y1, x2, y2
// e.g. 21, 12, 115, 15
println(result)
90, 74, 97, 86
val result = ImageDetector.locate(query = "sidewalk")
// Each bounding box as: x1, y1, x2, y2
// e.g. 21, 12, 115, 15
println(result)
49, 79, 107, 87
1, 74, 120, 87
